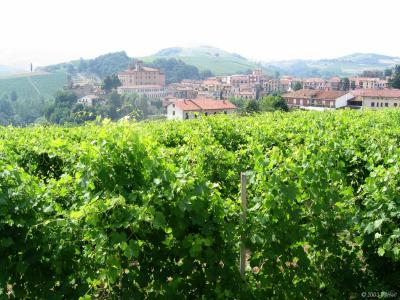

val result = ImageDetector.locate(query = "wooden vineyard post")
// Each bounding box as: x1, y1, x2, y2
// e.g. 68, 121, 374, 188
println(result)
240, 172, 247, 275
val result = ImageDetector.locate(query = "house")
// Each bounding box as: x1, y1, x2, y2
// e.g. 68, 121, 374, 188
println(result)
166, 97, 236, 120
231, 89, 256, 100
200, 78, 224, 99
328, 77, 342, 91
118, 61, 165, 86
117, 61, 166, 99
265, 77, 301, 93
68, 83, 95, 98
283, 89, 354, 110
349, 89, 400, 108
230, 75, 250, 89
303, 78, 329, 90
77, 94, 105, 107
167, 84, 198, 99
350, 77, 388, 89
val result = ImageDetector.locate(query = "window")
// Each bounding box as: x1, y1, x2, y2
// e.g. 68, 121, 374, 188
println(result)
381, 103, 383, 107
185, 113, 189, 119
371, 102, 375, 107
385, 103, 388, 107
395, 103, 398, 107
172, 111, 175, 116
172, 103, 175, 108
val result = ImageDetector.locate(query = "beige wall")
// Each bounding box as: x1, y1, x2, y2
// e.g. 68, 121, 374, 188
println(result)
118, 86, 166, 99
362, 96, 400, 108
119, 71, 165, 87
166, 105, 235, 120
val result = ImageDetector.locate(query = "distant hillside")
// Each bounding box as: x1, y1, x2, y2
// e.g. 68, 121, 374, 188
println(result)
142, 46, 263, 75
264, 53, 400, 78
0, 72, 69, 125
0, 72, 68, 99
39, 51, 133, 79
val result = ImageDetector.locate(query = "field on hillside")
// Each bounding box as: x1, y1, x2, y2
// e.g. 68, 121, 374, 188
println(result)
0, 72, 68, 99
143, 55, 261, 75
1, 110, 400, 299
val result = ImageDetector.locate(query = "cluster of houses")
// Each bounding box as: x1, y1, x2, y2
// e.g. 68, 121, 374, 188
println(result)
284, 88, 400, 111
266, 76, 389, 93
72, 61, 400, 120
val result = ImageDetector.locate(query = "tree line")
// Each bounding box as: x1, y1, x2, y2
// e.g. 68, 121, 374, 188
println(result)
45, 90, 164, 125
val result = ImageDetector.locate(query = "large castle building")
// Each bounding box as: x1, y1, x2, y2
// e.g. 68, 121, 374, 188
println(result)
117, 61, 167, 99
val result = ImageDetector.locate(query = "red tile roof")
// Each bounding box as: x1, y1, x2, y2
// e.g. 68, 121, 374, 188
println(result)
350, 89, 400, 98
119, 85, 164, 89
329, 77, 341, 82
283, 89, 348, 100
314, 91, 348, 100
172, 97, 236, 111
141, 67, 160, 72
305, 78, 326, 83
283, 89, 318, 98
202, 80, 220, 85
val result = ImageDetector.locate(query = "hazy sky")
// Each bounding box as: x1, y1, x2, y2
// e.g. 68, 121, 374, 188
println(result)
1, 0, 399, 69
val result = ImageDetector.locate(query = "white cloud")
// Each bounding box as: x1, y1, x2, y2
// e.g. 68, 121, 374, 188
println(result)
0, 0, 399, 68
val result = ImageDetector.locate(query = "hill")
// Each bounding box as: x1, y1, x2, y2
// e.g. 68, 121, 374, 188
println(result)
0, 72, 68, 99
142, 46, 263, 75
264, 53, 400, 78
39, 51, 132, 79
0, 72, 68, 125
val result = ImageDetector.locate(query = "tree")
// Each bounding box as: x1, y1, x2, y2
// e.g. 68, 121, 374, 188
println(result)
389, 65, 400, 89
245, 99, 260, 113
384, 69, 393, 77
43, 51, 132, 78
340, 78, 350, 91
102, 74, 122, 93
45, 91, 78, 124
259, 95, 289, 112
229, 97, 247, 113
0, 98, 14, 119
360, 70, 383, 78
351, 80, 356, 90
54, 91, 77, 106
109, 91, 122, 108
200, 70, 214, 80
293, 82, 302, 91
10, 91, 18, 102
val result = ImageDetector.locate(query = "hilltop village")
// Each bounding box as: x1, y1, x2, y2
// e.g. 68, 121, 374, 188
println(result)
71, 60, 400, 121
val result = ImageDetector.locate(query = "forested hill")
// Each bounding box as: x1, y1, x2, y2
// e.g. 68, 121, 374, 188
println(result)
142, 45, 263, 75
39, 51, 132, 79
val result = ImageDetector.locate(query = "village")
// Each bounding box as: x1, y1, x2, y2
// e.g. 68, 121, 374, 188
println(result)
74, 60, 400, 120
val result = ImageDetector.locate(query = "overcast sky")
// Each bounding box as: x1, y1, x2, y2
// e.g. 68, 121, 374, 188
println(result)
1, 0, 399, 69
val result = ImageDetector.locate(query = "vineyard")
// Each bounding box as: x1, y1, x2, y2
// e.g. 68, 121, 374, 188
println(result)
1, 110, 399, 299
0, 72, 68, 99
